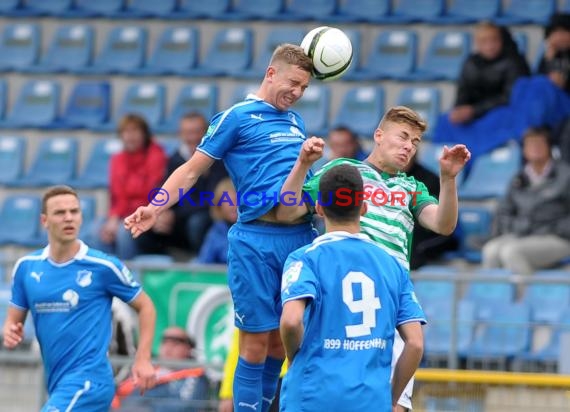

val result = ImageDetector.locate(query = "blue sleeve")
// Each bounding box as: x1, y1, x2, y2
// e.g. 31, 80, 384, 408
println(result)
281, 251, 317, 305
396, 266, 427, 326
196, 109, 240, 160
9, 261, 28, 310
102, 257, 142, 304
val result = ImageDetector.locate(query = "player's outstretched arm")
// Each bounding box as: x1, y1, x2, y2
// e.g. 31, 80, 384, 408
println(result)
129, 292, 157, 393
2, 307, 27, 349
392, 322, 424, 406
418, 144, 471, 235
124, 152, 215, 238
280, 299, 307, 361
275, 137, 325, 223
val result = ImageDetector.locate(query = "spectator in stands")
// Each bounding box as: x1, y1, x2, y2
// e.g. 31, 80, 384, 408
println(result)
403, 153, 459, 269
91, 114, 167, 259
482, 127, 570, 275
537, 13, 570, 92
195, 177, 237, 264
137, 113, 227, 257
312, 125, 367, 172
113, 326, 210, 412
448, 21, 530, 125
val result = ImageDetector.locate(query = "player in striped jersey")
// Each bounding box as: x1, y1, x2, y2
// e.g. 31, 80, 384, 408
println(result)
2, 186, 157, 412
276, 106, 470, 411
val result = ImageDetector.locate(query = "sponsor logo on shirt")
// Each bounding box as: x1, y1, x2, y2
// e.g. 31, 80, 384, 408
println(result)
30, 271, 43, 283
34, 289, 79, 313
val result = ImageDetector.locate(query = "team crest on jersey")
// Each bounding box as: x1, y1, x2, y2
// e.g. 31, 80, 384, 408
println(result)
281, 261, 303, 292
288, 112, 298, 126
76, 270, 92, 287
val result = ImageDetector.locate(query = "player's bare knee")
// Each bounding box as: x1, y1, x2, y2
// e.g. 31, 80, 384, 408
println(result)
239, 331, 270, 363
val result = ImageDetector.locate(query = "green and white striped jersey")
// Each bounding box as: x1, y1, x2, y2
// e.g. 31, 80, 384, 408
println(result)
303, 158, 438, 270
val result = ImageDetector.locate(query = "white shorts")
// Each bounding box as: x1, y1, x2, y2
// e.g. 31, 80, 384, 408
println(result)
391, 330, 415, 410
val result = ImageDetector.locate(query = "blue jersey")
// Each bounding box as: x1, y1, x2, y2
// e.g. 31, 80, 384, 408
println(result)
9, 241, 141, 394
280, 232, 426, 412
197, 94, 310, 222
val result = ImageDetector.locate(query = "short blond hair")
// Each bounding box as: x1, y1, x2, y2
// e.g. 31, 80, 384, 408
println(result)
270, 43, 313, 73
379, 106, 427, 134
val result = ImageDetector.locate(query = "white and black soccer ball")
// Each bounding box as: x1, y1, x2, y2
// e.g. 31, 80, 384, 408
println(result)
301, 26, 353, 82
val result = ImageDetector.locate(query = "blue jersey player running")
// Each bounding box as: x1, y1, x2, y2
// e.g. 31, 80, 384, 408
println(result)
2, 185, 157, 412
280, 164, 426, 412
124, 44, 322, 412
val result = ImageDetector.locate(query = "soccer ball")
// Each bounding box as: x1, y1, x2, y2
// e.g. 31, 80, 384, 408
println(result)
301, 26, 353, 82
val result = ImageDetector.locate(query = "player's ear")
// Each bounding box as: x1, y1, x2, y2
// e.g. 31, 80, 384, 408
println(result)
360, 201, 368, 216
373, 127, 383, 144
315, 202, 325, 217
266, 65, 277, 80
40, 213, 48, 229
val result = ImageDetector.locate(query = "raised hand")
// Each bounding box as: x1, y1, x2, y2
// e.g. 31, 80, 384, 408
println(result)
439, 144, 471, 179
299, 136, 325, 166
124, 206, 159, 238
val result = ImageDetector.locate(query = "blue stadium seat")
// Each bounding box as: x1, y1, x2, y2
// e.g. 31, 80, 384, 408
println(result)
72, 138, 122, 189
346, 30, 417, 81
137, 27, 198, 76
332, 86, 384, 138
123, 0, 176, 17
236, 27, 305, 79
330, 0, 391, 23
464, 269, 515, 314
406, 31, 471, 81
0, 23, 40, 71
292, 85, 330, 136
522, 307, 570, 364
79, 195, 97, 239
417, 141, 447, 175
496, 0, 555, 25
512, 31, 528, 57
30, 24, 93, 73
23, 0, 72, 15
0, 79, 7, 123
69, 0, 125, 17
14, 138, 78, 188
193, 28, 253, 77
389, 0, 445, 23
522, 272, 570, 323
157, 138, 179, 157
230, 83, 259, 105
433, 0, 500, 24
5, 80, 60, 128
156, 84, 218, 134
115, 83, 165, 130
0, 135, 25, 185
227, 0, 284, 20
83, 26, 147, 74
59, 81, 111, 129
0, 0, 22, 13
464, 302, 531, 361
459, 143, 522, 200
456, 206, 493, 262
396, 87, 441, 138
175, 0, 230, 19
0, 195, 42, 246
281, 0, 337, 20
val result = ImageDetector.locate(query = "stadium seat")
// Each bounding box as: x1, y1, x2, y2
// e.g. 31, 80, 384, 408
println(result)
4, 80, 60, 128
14, 137, 78, 187
71, 138, 122, 189
522, 271, 570, 323
83, 26, 147, 74
459, 143, 522, 200
79, 196, 97, 239
0, 23, 40, 71
464, 302, 531, 362
0, 79, 7, 123
281, 0, 337, 20
0, 135, 25, 185
137, 27, 198, 76
512, 31, 528, 57
389, 0, 445, 23
236, 27, 305, 79
464, 269, 516, 314
23, 0, 72, 15
193, 28, 253, 77
495, 0, 555, 25
227, 0, 284, 20
433, 0, 500, 24
0, 194, 42, 246
157, 138, 179, 157
292, 84, 330, 136
406, 30, 471, 81
30, 24, 93, 73
230, 83, 259, 105
0, 0, 22, 13
329, 0, 391, 23
123, 0, 176, 17
332, 86, 384, 138
521, 307, 570, 364
114, 83, 165, 130
175, 0, 230, 19
456, 206, 494, 262
59, 81, 111, 129
156, 83, 218, 134
69, 0, 125, 17
417, 141, 448, 175
346, 30, 417, 81
396, 87, 441, 138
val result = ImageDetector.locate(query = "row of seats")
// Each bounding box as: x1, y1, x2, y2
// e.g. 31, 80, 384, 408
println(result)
0, 23, 539, 81
0, 79, 442, 137
0, 0, 565, 25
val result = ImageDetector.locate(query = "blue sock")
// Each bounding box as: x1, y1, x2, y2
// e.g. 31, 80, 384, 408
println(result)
234, 357, 264, 412
261, 356, 284, 412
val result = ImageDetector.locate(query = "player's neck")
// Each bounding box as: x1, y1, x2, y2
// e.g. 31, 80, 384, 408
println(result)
49, 239, 81, 263
365, 154, 397, 175
325, 221, 361, 234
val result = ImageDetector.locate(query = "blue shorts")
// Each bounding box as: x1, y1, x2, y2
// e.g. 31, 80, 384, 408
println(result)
41, 379, 115, 412
227, 221, 316, 332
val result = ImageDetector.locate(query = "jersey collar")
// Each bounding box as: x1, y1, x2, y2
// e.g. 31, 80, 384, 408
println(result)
40, 240, 89, 261
322, 231, 370, 241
